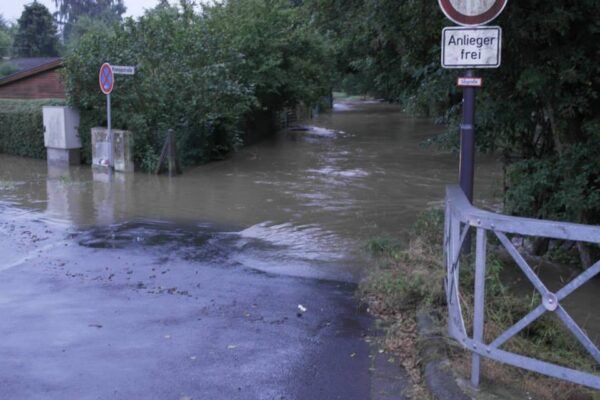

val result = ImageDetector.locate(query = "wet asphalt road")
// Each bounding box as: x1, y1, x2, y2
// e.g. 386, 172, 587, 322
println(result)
0, 216, 409, 400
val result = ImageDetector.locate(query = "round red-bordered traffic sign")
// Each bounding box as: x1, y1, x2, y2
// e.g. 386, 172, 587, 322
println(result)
99, 63, 114, 95
438, 0, 507, 26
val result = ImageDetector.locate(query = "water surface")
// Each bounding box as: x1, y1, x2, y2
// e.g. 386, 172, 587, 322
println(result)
1, 101, 502, 281
2, 100, 599, 348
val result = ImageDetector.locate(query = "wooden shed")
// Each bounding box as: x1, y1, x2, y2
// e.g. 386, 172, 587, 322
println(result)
0, 58, 66, 99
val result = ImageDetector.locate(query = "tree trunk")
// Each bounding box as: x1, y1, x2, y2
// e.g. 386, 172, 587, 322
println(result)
532, 237, 549, 256
577, 242, 593, 270
544, 103, 563, 156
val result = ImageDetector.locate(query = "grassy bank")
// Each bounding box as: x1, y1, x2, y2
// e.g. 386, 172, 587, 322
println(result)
360, 210, 600, 400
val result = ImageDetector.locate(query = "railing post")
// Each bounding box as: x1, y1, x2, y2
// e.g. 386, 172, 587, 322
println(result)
450, 214, 461, 299
471, 227, 487, 388
444, 199, 451, 294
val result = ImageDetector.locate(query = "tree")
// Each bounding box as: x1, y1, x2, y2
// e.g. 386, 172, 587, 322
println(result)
12, 2, 61, 57
65, 14, 112, 49
0, 14, 12, 57
206, 0, 334, 111
0, 31, 11, 57
53, 0, 126, 41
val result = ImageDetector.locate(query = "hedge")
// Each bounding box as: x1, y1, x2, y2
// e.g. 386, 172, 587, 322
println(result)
63, 1, 333, 171
0, 98, 65, 159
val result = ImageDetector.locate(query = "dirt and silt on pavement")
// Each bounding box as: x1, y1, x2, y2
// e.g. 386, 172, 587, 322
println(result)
0, 101, 540, 399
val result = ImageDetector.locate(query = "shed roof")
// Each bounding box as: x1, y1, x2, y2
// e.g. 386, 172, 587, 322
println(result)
0, 57, 63, 86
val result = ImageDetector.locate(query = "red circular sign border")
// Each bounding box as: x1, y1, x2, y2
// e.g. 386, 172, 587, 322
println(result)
99, 63, 114, 95
438, 0, 507, 26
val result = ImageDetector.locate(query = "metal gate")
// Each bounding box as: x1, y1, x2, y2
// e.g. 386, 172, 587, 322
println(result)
444, 185, 600, 389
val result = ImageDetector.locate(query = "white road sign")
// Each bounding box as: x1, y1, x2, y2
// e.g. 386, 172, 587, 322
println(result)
441, 26, 501, 69
111, 65, 136, 75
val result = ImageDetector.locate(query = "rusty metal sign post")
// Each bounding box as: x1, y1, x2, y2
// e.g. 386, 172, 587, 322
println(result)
98, 63, 136, 168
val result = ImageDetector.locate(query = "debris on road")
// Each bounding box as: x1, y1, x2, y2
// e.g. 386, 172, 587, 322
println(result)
297, 304, 307, 317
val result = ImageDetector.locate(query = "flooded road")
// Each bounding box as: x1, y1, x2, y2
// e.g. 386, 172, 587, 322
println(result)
0, 101, 597, 398
0, 101, 502, 281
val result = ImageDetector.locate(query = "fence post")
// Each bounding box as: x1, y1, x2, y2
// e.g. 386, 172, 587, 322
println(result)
471, 227, 487, 388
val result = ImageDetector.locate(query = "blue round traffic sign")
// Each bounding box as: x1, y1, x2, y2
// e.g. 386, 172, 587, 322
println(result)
99, 63, 114, 95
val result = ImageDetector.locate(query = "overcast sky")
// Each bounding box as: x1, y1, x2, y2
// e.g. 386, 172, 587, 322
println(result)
1, 0, 165, 23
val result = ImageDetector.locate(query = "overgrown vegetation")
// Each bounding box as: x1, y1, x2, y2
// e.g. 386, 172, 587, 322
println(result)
360, 210, 599, 399
0, 15, 12, 58
12, 2, 61, 57
304, 0, 600, 265
0, 99, 66, 158
52, 0, 126, 42
63, 0, 332, 171
0, 63, 18, 78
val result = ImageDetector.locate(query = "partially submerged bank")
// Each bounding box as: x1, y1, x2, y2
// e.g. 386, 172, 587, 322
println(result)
359, 210, 600, 400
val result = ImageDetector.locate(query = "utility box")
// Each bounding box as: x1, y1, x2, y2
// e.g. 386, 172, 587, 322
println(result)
43, 106, 82, 165
91, 127, 134, 172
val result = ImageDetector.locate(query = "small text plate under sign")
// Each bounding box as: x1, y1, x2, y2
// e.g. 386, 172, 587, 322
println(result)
457, 77, 483, 87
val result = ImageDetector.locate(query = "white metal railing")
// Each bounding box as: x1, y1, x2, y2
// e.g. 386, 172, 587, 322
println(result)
444, 185, 600, 390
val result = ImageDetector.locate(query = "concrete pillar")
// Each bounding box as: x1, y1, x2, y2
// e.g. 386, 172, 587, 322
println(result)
91, 127, 134, 172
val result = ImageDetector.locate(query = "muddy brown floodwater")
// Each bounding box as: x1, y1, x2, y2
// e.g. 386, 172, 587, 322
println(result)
0, 101, 502, 281
0, 100, 598, 378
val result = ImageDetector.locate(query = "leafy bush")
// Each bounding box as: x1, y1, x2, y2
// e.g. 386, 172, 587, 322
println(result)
0, 62, 18, 78
63, 0, 333, 171
206, 0, 334, 111
0, 99, 65, 158
0, 30, 11, 58
506, 121, 600, 225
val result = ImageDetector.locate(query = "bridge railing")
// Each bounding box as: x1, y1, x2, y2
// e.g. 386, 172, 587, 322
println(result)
444, 184, 600, 390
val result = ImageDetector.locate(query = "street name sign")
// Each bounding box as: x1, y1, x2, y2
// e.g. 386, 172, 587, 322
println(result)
457, 76, 483, 87
438, 0, 507, 26
441, 26, 501, 69
99, 63, 113, 95
111, 65, 135, 75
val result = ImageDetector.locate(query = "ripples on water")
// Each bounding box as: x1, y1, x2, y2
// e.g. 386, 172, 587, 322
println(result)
1, 101, 598, 343
0, 101, 502, 281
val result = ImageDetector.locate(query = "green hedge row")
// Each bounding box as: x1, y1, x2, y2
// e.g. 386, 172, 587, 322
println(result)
0, 99, 65, 159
